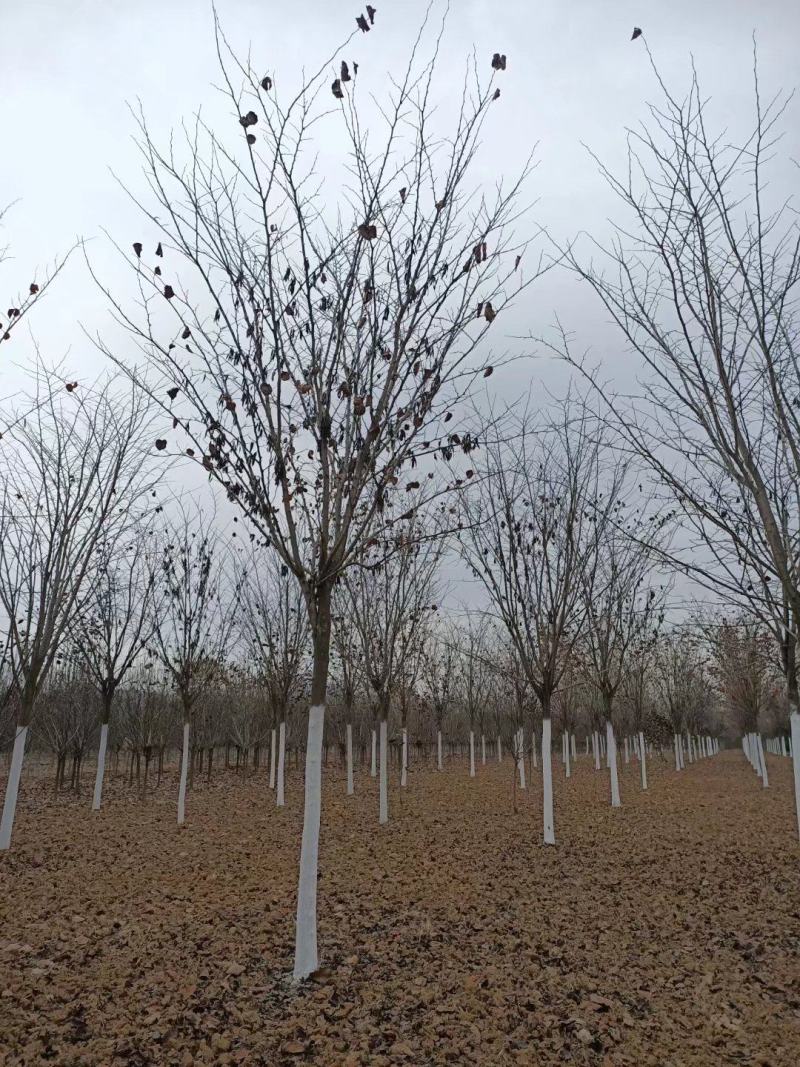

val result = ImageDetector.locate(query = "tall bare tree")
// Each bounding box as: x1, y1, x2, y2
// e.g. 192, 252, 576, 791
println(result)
69, 528, 158, 810
345, 522, 441, 823
94, 13, 543, 975
0, 373, 154, 849
151, 509, 239, 825
240, 551, 308, 807
578, 476, 669, 805
564, 52, 800, 833
459, 406, 611, 844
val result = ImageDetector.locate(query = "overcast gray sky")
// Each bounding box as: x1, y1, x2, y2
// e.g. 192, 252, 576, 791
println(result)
1, 0, 798, 611
2, 0, 798, 378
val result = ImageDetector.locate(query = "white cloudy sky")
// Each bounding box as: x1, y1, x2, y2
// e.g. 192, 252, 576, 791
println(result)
1, 0, 798, 610
2, 0, 797, 372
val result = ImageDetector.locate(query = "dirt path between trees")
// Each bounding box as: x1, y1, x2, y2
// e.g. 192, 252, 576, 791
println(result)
1, 750, 798, 1065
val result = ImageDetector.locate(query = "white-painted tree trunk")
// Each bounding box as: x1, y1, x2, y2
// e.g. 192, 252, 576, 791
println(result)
593, 731, 601, 771
531, 732, 538, 769
276, 720, 286, 806
379, 719, 388, 824
92, 722, 109, 811
686, 732, 694, 764
564, 733, 571, 778
542, 717, 555, 845
757, 733, 769, 788
346, 723, 354, 796
623, 735, 630, 765
497, 736, 502, 762
401, 727, 408, 788
674, 733, 681, 771
293, 704, 324, 980
752, 733, 762, 776
370, 728, 377, 777
607, 721, 621, 807
437, 729, 443, 770
790, 711, 800, 840
469, 730, 476, 778
0, 725, 28, 851
638, 730, 647, 790
269, 727, 277, 789
481, 734, 486, 765
571, 734, 577, 760
517, 727, 526, 789
177, 720, 190, 826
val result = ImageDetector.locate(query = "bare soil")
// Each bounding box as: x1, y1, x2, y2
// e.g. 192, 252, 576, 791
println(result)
1, 749, 798, 1066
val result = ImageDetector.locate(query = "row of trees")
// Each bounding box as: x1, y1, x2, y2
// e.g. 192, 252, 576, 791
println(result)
0, 450, 786, 833
2, 13, 798, 979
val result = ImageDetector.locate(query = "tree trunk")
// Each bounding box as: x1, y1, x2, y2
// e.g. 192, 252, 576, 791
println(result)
639, 730, 648, 790
469, 730, 475, 778
757, 733, 769, 788
607, 720, 621, 807
346, 723, 354, 796
516, 727, 526, 789
370, 728, 377, 777
564, 732, 571, 778
379, 718, 389, 824
177, 720, 190, 825
0, 724, 29, 851
269, 728, 277, 789
542, 716, 555, 845
437, 729, 443, 770
400, 727, 408, 788
92, 696, 113, 811
277, 721, 286, 806
293, 578, 332, 981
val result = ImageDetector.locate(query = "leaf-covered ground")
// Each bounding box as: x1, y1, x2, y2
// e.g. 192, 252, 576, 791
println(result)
1, 749, 799, 1066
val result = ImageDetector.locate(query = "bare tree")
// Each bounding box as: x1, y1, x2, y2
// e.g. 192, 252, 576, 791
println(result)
69, 528, 158, 810
705, 614, 778, 782
345, 523, 441, 823
151, 509, 239, 825
94, 13, 543, 975
331, 593, 366, 796
458, 406, 611, 844
564, 52, 800, 833
0, 373, 154, 850
578, 475, 669, 805
455, 616, 494, 777
420, 625, 456, 771
654, 630, 715, 773
240, 551, 308, 807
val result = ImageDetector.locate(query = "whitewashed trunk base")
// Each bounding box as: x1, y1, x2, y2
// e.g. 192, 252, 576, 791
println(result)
379, 719, 388, 824
542, 718, 555, 845
276, 721, 286, 807
0, 725, 28, 850
346, 723, 354, 796
92, 722, 109, 811
607, 721, 621, 807
293, 704, 324, 980
790, 711, 800, 840
177, 721, 190, 826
